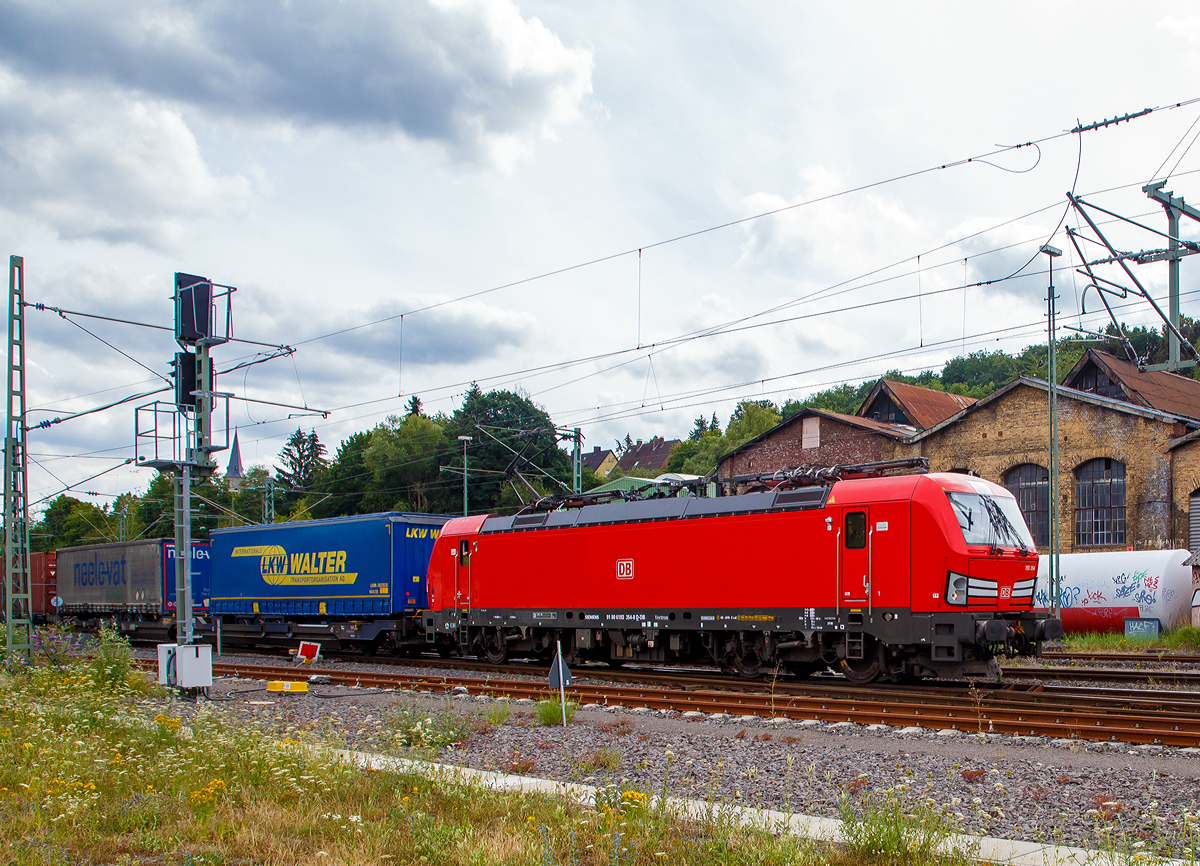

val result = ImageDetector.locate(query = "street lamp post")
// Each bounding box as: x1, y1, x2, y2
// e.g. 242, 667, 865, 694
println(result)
458, 436, 472, 517
1041, 243, 1062, 621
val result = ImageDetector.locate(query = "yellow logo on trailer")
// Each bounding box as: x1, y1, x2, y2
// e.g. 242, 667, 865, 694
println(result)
230, 545, 358, 586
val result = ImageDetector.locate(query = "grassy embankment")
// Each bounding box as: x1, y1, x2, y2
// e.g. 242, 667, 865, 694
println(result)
4, 627, 1190, 865
1059, 625, 1200, 654
0, 628, 990, 866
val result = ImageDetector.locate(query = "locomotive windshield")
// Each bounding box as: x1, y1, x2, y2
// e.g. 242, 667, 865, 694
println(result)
946, 491, 1035, 550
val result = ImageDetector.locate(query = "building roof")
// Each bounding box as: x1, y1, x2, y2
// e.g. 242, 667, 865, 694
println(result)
715, 407, 912, 466
811, 408, 915, 438
586, 476, 663, 495
858, 379, 977, 430
617, 437, 680, 472
580, 447, 616, 472
909, 375, 1199, 443
1063, 349, 1200, 422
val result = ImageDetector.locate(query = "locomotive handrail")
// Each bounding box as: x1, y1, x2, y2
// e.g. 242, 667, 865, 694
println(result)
868, 526, 873, 620
835, 528, 842, 617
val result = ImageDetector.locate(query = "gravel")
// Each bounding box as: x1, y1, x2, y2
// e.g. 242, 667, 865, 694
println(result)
153, 649, 1200, 856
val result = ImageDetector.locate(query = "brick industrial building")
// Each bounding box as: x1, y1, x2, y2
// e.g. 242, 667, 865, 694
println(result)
717, 349, 1200, 553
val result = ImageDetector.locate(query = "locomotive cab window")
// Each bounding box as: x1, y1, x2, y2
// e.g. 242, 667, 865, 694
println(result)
459, 540, 470, 565
946, 490, 1035, 549
844, 512, 867, 549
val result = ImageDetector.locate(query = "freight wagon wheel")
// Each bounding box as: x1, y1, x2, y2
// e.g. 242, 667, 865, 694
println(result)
482, 628, 508, 665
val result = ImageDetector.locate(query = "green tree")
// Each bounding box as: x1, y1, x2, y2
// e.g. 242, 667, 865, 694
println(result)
31, 496, 108, 551
439, 385, 571, 514
277, 428, 328, 505
725, 401, 781, 448
363, 412, 447, 512
667, 439, 699, 472
309, 433, 374, 519
676, 400, 782, 477
941, 350, 1020, 394
135, 472, 176, 540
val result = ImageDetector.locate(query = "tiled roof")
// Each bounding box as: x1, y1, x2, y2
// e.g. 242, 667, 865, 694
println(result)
811, 408, 914, 438
617, 437, 681, 471
1066, 349, 1200, 422
715, 407, 911, 466
862, 380, 978, 430
580, 448, 615, 472
909, 375, 1198, 443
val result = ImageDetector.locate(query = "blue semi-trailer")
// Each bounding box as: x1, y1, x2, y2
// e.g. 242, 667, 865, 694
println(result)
209, 512, 450, 652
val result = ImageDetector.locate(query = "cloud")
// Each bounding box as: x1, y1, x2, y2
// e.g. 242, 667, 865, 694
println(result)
736, 166, 922, 279
0, 69, 253, 246
305, 298, 535, 370
0, 0, 594, 167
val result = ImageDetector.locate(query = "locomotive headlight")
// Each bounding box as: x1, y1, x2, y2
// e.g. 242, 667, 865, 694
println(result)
946, 572, 968, 606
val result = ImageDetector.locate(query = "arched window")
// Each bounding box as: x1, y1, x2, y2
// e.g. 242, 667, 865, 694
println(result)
1075, 458, 1126, 547
1003, 464, 1049, 547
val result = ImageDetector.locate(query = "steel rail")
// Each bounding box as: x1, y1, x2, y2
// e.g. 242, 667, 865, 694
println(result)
202, 661, 1200, 747
1041, 651, 1200, 664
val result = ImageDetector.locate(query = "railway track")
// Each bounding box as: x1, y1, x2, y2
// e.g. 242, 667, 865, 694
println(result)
197, 659, 1200, 747
1043, 650, 1200, 664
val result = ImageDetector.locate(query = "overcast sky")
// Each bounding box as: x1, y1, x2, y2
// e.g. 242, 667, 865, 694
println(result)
5, 0, 1200, 510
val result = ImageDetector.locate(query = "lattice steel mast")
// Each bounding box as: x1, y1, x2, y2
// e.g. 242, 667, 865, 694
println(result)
4, 256, 31, 663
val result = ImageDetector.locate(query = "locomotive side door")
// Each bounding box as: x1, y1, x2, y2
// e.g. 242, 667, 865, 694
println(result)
840, 509, 870, 604
454, 539, 472, 613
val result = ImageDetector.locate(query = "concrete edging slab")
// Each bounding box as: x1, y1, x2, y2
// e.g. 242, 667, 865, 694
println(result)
332, 749, 1157, 866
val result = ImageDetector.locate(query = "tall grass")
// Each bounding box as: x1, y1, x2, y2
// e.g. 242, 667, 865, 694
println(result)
0, 636, 892, 865
1062, 625, 1200, 653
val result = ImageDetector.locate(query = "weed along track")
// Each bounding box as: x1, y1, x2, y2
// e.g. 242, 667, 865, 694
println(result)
204, 660, 1200, 746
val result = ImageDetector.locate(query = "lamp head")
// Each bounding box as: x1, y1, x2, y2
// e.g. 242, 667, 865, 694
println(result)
1040, 243, 1062, 258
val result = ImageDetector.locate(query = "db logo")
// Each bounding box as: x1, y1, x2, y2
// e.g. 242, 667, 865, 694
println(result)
1000, 586, 1012, 599
616, 559, 634, 580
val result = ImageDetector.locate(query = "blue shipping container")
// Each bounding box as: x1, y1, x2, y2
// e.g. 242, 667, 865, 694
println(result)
164, 540, 211, 613
209, 513, 449, 618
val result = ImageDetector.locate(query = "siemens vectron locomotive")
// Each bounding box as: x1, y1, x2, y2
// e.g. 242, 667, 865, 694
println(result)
425, 472, 1060, 682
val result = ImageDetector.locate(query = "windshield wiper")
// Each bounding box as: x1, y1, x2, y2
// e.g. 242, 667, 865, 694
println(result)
981, 496, 1028, 556
951, 498, 975, 531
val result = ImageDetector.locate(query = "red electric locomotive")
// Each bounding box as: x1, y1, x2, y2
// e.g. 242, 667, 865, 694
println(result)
425, 470, 1061, 682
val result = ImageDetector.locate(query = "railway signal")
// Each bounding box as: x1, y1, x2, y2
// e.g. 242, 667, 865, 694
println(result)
136, 274, 236, 646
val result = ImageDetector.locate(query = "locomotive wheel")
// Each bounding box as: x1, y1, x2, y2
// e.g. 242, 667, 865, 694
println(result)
482, 629, 508, 665
838, 654, 881, 683
723, 643, 762, 678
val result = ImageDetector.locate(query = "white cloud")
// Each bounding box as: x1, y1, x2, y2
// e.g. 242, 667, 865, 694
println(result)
0, 69, 252, 246
0, 0, 594, 169
736, 166, 922, 280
